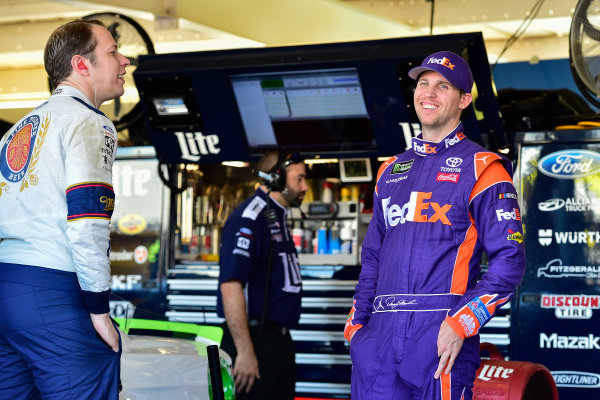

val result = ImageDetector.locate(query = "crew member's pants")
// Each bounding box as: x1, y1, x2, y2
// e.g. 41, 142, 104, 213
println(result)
221, 320, 296, 400
350, 294, 480, 400
0, 263, 121, 400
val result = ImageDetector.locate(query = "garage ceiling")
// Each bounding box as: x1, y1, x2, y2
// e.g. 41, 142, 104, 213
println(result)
0, 0, 579, 124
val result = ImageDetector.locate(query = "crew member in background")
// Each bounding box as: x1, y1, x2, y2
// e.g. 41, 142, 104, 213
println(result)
344, 51, 526, 399
217, 150, 308, 399
0, 19, 130, 398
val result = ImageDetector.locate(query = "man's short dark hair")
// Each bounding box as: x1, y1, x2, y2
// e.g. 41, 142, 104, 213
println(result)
44, 19, 106, 90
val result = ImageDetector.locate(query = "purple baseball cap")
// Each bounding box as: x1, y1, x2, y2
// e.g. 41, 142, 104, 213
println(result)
408, 51, 474, 93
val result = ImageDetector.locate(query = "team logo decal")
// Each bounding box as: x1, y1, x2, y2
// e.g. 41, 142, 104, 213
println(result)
446, 157, 463, 168
538, 150, 600, 179
0, 115, 49, 192
391, 159, 414, 175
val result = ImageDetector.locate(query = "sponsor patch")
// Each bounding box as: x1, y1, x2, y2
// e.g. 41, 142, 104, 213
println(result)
101, 134, 116, 172
236, 236, 250, 249
445, 157, 463, 168
498, 192, 517, 200
232, 248, 250, 258
496, 208, 520, 221
0, 115, 45, 187
537, 258, 600, 279
391, 159, 414, 175
506, 229, 523, 244
551, 371, 600, 388
458, 314, 476, 336
241, 196, 267, 220
66, 181, 115, 221
436, 172, 459, 183
385, 175, 408, 184
467, 297, 491, 326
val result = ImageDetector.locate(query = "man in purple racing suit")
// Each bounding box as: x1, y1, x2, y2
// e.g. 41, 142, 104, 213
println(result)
344, 51, 526, 399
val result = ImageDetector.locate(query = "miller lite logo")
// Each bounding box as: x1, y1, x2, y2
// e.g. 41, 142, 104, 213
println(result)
427, 56, 455, 70
175, 131, 221, 162
100, 195, 115, 212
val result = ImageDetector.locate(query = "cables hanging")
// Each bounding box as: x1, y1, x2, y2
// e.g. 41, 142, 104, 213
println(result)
492, 0, 546, 71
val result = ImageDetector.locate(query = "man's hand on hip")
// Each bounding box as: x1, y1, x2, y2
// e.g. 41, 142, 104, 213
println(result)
90, 312, 119, 352
434, 319, 464, 379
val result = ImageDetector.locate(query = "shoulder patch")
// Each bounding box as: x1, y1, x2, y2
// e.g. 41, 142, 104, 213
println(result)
241, 196, 267, 220
375, 156, 398, 195
474, 152, 502, 179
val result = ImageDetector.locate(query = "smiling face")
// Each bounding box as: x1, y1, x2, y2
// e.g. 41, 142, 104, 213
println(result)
413, 70, 472, 141
87, 25, 130, 105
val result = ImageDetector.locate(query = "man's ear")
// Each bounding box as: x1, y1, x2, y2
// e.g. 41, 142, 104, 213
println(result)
71, 56, 89, 76
459, 92, 473, 110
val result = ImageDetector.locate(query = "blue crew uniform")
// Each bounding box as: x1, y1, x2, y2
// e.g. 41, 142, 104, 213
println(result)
217, 188, 302, 399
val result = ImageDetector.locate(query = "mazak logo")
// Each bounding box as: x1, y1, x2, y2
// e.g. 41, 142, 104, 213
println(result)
391, 159, 414, 175
436, 172, 459, 183
477, 364, 514, 382
427, 56, 455, 70
381, 192, 452, 228
540, 333, 600, 350
541, 294, 599, 319
538, 228, 600, 246
537, 258, 600, 279
551, 371, 600, 388
413, 142, 437, 154
496, 208, 520, 221
444, 132, 465, 148
539, 197, 600, 212
538, 150, 600, 179
175, 131, 221, 162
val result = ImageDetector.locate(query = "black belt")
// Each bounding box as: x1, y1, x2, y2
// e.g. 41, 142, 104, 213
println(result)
248, 319, 289, 335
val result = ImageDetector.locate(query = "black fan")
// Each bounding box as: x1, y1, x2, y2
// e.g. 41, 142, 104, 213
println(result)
570, 0, 600, 108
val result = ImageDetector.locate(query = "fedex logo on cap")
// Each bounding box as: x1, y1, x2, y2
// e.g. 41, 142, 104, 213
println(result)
427, 57, 455, 70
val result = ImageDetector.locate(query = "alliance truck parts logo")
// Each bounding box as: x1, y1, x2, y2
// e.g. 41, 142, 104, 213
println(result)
538, 149, 600, 179
175, 131, 221, 162
538, 197, 600, 212
541, 294, 599, 319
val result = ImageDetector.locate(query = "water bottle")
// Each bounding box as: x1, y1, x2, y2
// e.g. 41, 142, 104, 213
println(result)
317, 222, 329, 254
329, 222, 341, 254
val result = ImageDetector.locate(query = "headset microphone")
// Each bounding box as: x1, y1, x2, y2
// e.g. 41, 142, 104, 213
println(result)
257, 170, 275, 183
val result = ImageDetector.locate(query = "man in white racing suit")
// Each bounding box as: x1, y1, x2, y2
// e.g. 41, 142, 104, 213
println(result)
0, 19, 130, 399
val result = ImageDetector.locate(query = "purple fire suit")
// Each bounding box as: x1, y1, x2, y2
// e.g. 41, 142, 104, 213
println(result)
345, 123, 526, 400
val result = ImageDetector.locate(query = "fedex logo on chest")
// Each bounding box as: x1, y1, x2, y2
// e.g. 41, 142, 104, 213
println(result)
382, 191, 452, 228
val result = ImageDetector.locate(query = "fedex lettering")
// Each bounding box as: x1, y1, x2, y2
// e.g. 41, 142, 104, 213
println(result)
496, 208, 521, 221
444, 132, 465, 148
427, 57, 455, 70
382, 192, 452, 228
175, 131, 221, 162
413, 142, 437, 154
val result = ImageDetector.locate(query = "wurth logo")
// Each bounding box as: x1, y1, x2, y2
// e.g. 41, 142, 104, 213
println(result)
381, 192, 452, 228
413, 142, 437, 154
427, 57, 455, 70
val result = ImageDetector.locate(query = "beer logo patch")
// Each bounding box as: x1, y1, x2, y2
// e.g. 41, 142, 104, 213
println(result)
1, 115, 40, 183
0, 114, 49, 192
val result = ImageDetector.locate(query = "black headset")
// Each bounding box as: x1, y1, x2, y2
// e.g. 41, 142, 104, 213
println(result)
257, 151, 301, 192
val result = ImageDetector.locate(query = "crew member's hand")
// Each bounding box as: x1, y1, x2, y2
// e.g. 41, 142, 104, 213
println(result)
90, 312, 119, 352
233, 349, 261, 393
434, 320, 464, 379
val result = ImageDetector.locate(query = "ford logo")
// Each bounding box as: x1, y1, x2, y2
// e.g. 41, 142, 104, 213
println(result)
538, 150, 600, 179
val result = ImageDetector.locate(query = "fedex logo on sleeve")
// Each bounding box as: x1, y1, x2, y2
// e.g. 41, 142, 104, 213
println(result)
382, 192, 452, 227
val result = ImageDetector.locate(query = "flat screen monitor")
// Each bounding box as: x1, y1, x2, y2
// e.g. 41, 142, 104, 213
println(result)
134, 32, 505, 164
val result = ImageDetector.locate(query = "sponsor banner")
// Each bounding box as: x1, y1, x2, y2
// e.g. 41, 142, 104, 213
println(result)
540, 332, 600, 350
538, 229, 600, 246
538, 149, 600, 179
551, 371, 600, 388
541, 294, 600, 319
538, 197, 600, 212
537, 258, 600, 279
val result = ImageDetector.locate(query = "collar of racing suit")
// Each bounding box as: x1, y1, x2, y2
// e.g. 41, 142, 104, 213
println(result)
411, 122, 466, 157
